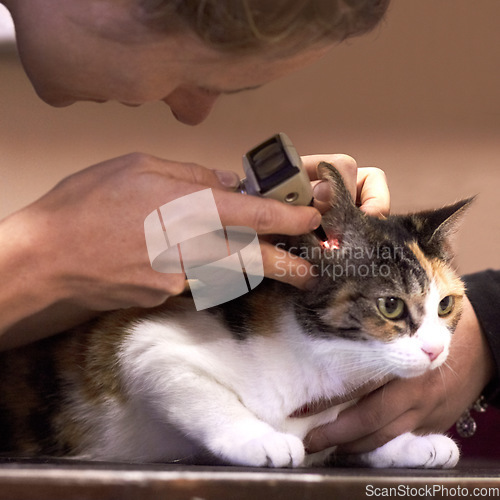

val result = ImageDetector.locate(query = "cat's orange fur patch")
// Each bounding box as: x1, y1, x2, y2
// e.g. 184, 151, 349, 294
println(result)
408, 242, 465, 327
364, 316, 404, 342
408, 242, 464, 295
78, 314, 136, 404
247, 290, 281, 336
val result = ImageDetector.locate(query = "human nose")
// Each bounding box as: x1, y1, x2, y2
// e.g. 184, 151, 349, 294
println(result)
163, 87, 220, 125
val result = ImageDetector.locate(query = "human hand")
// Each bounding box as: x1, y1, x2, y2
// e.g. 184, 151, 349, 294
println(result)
304, 296, 495, 454
301, 155, 390, 217
16, 152, 328, 312
4, 151, 389, 341
259, 154, 390, 288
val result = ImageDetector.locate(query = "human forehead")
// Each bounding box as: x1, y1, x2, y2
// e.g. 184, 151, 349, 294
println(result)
179, 39, 332, 92
86, 1, 333, 93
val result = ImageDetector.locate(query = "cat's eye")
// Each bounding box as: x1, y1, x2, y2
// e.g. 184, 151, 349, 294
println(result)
438, 296, 455, 317
377, 297, 407, 320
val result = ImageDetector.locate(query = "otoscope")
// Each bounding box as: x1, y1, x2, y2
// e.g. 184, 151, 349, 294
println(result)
239, 132, 328, 243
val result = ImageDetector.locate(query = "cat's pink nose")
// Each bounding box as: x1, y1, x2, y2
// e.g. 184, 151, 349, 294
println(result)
422, 345, 444, 362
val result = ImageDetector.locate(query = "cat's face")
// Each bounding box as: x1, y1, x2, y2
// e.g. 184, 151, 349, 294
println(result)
309, 245, 464, 379
282, 162, 470, 379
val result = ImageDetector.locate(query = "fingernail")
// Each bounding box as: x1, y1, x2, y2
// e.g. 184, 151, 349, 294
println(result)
313, 181, 332, 203
214, 170, 240, 189
309, 212, 322, 231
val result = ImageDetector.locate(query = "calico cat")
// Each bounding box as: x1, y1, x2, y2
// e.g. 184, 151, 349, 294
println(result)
0, 163, 469, 469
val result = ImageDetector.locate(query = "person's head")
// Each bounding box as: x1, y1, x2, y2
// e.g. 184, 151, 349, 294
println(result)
5, 0, 389, 124
138, 0, 389, 56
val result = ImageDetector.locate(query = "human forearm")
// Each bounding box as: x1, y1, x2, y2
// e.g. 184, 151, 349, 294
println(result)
463, 270, 500, 406
0, 209, 67, 346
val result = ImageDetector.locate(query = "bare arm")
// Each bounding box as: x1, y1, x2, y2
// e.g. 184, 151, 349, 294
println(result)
1, 152, 388, 349
0, 153, 318, 348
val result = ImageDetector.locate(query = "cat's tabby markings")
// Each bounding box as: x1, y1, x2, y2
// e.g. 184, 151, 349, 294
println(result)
0, 163, 471, 468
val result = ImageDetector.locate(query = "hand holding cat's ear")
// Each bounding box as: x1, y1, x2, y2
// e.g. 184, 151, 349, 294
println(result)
256, 238, 319, 291
12, 153, 321, 316
301, 155, 390, 217
355, 167, 391, 217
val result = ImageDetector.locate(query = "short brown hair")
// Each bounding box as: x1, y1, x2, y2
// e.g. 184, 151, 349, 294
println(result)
137, 0, 390, 55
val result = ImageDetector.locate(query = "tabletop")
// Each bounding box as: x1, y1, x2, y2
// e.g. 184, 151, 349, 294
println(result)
0, 457, 499, 500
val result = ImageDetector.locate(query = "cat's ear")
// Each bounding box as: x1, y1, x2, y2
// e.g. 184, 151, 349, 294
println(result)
317, 162, 361, 234
408, 197, 475, 261
269, 162, 361, 256
317, 162, 357, 214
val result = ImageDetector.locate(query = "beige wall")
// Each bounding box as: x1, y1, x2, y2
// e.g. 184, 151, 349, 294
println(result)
1, 0, 499, 274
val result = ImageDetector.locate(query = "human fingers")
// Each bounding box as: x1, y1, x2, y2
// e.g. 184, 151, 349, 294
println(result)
123, 153, 242, 191
110, 155, 322, 238
302, 156, 390, 217
356, 167, 390, 217
302, 154, 358, 213
293, 376, 393, 418
133, 155, 321, 237
213, 190, 321, 237
332, 380, 467, 456
301, 154, 358, 194
304, 383, 393, 453
305, 411, 417, 457
304, 373, 435, 454
126, 156, 321, 290
335, 411, 421, 455
258, 240, 317, 290
306, 368, 454, 455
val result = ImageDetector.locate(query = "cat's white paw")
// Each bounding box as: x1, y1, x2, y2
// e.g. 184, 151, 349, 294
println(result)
360, 432, 459, 469
213, 428, 305, 467
242, 431, 305, 467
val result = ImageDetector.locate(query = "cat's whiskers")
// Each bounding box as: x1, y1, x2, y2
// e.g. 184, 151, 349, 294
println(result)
440, 360, 459, 382
434, 362, 460, 413
324, 358, 391, 381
